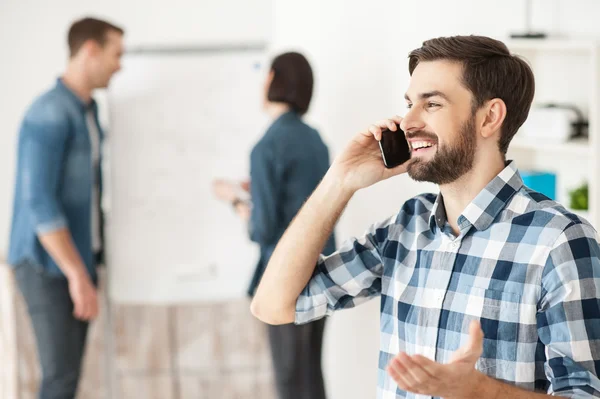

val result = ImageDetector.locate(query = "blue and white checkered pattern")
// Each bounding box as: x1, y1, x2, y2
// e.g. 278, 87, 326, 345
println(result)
296, 162, 600, 398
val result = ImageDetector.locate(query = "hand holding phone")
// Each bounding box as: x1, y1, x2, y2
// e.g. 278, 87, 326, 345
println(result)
378, 123, 411, 168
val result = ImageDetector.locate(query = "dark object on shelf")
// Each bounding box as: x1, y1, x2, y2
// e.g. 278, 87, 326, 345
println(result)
510, 0, 547, 39
510, 32, 547, 39
520, 103, 589, 142
544, 103, 589, 138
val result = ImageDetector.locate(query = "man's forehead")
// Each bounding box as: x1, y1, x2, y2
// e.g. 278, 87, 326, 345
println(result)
105, 31, 123, 44
406, 60, 465, 99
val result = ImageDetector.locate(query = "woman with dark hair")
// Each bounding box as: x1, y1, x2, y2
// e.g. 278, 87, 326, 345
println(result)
213, 52, 334, 399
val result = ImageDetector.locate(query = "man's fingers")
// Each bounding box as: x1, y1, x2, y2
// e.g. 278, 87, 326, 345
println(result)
387, 357, 413, 391
397, 353, 430, 385
449, 321, 484, 363
74, 286, 99, 321
385, 119, 397, 131
240, 180, 251, 192
375, 119, 397, 131
468, 320, 484, 348
73, 298, 84, 319
466, 320, 484, 359
368, 125, 382, 141
366, 116, 404, 141
77, 298, 88, 320
411, 354, 443, 376
394, 356, 420, 387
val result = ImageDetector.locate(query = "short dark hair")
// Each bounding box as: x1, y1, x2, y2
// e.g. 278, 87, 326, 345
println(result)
408, 35, 535, 155
68, 17, 124, 57
267, 52, 314, 115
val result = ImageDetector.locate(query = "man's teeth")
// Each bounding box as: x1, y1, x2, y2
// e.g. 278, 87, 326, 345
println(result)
412, 142, 434, 149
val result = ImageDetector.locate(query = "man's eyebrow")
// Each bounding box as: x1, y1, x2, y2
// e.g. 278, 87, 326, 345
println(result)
404, 90, 451, 102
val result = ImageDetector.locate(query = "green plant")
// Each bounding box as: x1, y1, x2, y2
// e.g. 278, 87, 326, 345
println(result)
569, 182, 588, 210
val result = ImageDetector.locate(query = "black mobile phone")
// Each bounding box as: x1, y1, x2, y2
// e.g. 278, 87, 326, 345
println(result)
378, 123, 411, 168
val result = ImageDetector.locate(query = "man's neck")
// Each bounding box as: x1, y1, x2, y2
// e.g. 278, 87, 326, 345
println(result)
62, 62, 93, 104
439, 154, 506, 236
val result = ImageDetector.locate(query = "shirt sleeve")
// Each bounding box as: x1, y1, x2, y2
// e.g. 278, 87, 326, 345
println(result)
248, 142, 279, 246
538, 221, 600, 397
295, 213, 397, 324
19, 104, 70, 234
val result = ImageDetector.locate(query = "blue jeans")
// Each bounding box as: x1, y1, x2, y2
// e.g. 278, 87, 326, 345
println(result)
14, 261, 89, 399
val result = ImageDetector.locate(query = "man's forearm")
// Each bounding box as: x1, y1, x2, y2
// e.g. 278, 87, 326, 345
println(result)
38, 228, 89, 280
251, 173, 353, 324
469, 372, 551, 399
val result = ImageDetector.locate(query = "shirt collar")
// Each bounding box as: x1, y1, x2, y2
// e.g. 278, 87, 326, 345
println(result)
429, 161, 524, 233
56, 78, 97, 113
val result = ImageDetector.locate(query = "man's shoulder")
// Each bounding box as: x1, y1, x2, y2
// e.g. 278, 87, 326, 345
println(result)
23, 85, 71, 126
505, 186, 597, 242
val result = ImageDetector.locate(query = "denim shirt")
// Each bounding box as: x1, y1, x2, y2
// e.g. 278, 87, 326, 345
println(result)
8, 78, 103, 281
247, 111, 336, 296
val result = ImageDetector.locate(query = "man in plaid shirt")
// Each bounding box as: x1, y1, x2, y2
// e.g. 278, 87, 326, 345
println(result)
251, 35, 600, 398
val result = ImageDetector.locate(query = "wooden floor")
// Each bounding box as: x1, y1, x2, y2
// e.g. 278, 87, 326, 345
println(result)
0, 264, 276, 399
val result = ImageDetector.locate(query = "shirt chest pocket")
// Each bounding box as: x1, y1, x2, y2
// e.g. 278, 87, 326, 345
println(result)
467, 286, 521, 371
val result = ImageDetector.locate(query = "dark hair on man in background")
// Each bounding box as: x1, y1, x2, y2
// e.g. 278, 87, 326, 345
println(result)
68, 17, 125, 57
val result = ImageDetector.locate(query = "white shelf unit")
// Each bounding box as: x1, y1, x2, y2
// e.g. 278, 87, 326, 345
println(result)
505, 38, 600, 228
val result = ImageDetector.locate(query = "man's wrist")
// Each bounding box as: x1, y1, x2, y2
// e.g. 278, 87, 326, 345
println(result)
322, 169, 356, 200
65, 265, 89, 281
463, 370, 500, 399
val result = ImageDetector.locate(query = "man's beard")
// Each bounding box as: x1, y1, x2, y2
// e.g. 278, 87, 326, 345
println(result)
407, 115, 477, 185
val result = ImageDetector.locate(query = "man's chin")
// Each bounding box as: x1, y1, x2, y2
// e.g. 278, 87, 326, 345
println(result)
407, 171, 433, 183
406, 161, 444, 184
97, 77, 113, 89
407, 164, 433, 183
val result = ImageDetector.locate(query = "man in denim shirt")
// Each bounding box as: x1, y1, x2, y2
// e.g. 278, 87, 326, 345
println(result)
8, 18, 123, 399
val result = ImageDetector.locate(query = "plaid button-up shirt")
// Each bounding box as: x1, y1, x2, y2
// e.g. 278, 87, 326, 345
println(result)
296, 162, 600, 398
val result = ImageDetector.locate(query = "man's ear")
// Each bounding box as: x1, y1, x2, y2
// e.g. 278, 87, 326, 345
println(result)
81, 39, 101, 57
479, 98, 506, 139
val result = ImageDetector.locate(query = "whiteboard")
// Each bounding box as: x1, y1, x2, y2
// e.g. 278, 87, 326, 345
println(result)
105, 47, 268, 303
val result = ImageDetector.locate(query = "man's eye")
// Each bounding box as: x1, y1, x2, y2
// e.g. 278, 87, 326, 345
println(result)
428, 102, 441, 108
406, 103, 413, 109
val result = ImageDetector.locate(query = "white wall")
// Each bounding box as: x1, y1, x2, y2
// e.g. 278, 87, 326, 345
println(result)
2, 1, 600, 399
